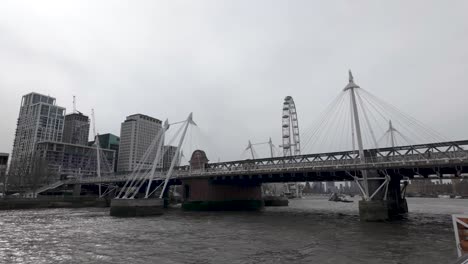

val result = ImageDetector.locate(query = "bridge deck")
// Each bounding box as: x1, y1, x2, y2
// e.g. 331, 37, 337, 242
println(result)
62, 140, 468, 185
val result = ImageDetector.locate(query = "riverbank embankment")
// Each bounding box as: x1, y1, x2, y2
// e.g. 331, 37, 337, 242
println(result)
0, 197, 108, 210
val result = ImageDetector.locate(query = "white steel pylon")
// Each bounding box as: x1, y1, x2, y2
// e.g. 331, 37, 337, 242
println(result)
117, 124, 166, 199
344, 70, 369, 198
116, 113, 196, 200
268, 137, 274, 158
246, 140, 255, 159
245, 138, 276, 159
144, 119, 170, 198
159, 113, 196, 198
388, 120, 397, 148
91, 109, 102, 197
344, 71, 390, 201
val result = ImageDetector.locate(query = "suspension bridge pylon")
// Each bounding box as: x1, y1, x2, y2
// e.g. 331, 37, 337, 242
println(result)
110, 113, 196, 217
344, 70, 408, 221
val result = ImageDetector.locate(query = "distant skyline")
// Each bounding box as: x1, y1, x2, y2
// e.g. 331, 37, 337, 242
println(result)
1, 1, 468, 162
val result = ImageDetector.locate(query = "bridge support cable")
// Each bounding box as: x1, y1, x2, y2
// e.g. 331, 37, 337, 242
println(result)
355, 91, 379, 149
363, 88, 467, 161
361, 78, 464, 162
368, 171, 390, 201
147, 181, 165, 198
302, 93, 349, 153
120, 135, 159, 196
302, 94, 345, 151
361, 89, 446, 142
360, 89, 465, 155
115, 114, 195, 200
377, 120, 396, 148
116, 121, 179, 199
304, 70, 463, 157
159, 113, 196, 198
125, 121, 185, 199
344, 70, 369, 199
246, 140, 255, 159
243, 138, 277, 159
358, 92, 440, 162
144, 120, 170, 198
91, 109, 102, 197
301, 92, 346, 152
321, 94, 349, 153
100, 184, 117, 197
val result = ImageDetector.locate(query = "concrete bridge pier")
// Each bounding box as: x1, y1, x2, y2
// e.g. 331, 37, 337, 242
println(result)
181, 178, 264, 211
358, 171, 408, 221
72, 183, 81, 196
181, 150, 264, 211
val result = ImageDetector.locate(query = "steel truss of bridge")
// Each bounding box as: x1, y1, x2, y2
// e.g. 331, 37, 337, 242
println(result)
58, 140, 468, 188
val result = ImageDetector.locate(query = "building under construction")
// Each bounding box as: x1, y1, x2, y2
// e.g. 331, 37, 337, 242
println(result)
63, 112, 90, 146
35, 141, 115, 179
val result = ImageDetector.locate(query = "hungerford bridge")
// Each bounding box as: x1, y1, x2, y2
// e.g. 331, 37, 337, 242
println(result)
37, 71, 468, 221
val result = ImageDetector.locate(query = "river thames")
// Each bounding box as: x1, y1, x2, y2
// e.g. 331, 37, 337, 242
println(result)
0, 197, 467, 264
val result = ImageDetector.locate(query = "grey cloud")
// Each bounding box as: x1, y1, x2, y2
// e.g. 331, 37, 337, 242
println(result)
0, 0, 468, 162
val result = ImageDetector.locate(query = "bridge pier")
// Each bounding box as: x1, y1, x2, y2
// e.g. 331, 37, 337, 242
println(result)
181, 178, 264, 211
72, 184, 81, 197
358, 172, 408, 221
110, 198, 164, 217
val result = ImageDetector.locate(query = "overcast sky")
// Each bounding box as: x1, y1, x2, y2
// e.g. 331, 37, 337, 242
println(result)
0, 1, 467, 162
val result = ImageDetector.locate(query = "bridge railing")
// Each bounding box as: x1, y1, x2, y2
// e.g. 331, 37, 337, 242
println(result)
172, 150, 468, 178
71, 141, 468, 183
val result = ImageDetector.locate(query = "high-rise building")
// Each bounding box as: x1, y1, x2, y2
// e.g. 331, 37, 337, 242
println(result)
117, 114, 162, 172
0, 153, 9, 193
89, 133, 120, 172
163, 145, 180, 169
10, 93, 65, 185
63, 112, 90, 146
35, 141, 115, 178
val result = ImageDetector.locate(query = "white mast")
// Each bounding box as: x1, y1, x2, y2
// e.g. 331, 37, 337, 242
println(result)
268, 137, 274, 158
144, 119, 169, 198
73, 96, 77, 113
388, 120, 396, 148
344, 70, 369, 198
247, 140, 255, 159
91, 109, 102, 197
159, 113, 196, 198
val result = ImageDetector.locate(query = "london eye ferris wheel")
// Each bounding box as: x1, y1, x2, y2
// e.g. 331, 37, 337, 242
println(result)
282, 96, 301, 156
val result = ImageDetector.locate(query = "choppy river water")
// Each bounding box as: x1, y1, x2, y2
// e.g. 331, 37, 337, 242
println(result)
0, 197, 467, 264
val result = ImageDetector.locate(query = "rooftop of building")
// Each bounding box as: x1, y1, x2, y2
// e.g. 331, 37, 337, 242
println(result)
22, 92, 58, 106
98, 133, 119, 138
23, 92, 56, 100
125, 113, 162, 124
65, 111, 89, 118
88, 133, 120, 148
